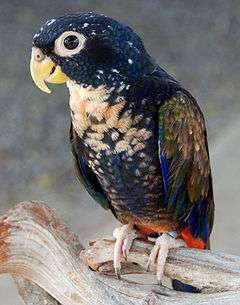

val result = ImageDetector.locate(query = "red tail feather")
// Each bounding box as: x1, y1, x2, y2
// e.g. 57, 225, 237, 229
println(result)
180, 227, 205, 249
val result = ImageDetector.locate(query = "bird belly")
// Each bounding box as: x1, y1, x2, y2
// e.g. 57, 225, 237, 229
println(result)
68, 84, 177, 233
87, 146, 177, 233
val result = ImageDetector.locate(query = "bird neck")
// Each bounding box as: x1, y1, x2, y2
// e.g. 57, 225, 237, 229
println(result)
67, 80, 130, 105
67, 80, 129, 138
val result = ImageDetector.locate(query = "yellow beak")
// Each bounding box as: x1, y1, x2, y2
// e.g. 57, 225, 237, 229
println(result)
30, 47, 68, 93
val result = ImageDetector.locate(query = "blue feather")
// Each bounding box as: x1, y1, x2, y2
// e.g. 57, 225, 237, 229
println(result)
188, 203, 199, 237
172, 280, 200, 293
188, 199, 209, 243
201, 200, 209, 243
79, 156, 88, 177
160, 153, 169, 193
169, 184, 181, 207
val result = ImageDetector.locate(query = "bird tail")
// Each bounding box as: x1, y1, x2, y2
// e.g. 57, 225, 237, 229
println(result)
172, 227, 209, 293
172, 279, 200, 293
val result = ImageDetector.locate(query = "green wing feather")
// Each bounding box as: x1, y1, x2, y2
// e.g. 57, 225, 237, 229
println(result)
70, 124, 110, 210
158, 91, 214, 240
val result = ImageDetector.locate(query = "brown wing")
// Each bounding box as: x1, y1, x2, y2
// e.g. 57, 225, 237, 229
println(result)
158, 91, 214, 242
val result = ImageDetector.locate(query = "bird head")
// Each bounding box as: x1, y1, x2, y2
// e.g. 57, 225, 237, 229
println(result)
30, 12, 155, 93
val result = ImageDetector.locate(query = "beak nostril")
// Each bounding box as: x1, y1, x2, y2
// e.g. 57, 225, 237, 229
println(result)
33, 48, 45, 62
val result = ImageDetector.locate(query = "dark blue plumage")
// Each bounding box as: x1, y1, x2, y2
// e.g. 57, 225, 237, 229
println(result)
33, 12, 155, 89
31, 12, 215, 292
188, 199, 209, 243
159, 153, 169, 194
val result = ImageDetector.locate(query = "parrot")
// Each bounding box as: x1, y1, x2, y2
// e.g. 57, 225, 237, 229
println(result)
30, 12, 214, 292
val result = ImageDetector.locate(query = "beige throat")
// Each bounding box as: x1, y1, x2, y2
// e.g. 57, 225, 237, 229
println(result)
67, 81, 111, 104
67, 81, 125, 138
67, 81, 151, 156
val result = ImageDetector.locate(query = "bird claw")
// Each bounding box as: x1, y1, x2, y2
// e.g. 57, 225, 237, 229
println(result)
146, 257, 153, 272
113, 224, 139, 278
113, 227, 185, 281
146, 233, 186, 283
122, 245, 129, 260
115, 267, 121, 279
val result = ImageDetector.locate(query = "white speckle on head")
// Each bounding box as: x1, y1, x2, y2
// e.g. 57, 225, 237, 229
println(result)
82, 23, 89, 28
46, 19, 56, 26
33, 33, 40, 39
107, 25, 113, 30
111, 69, 119, 73
126, 85, 130, 90
127, 41, 133, 46
108, 86, 116, 93
97, 70, 104, 74
91, 31, 96, 35
141, 99, 147, 105
117, 84, 126, 93
128, 58, 133, 64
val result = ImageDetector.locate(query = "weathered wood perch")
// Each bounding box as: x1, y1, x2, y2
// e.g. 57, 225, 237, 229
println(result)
0, 201, 240, 305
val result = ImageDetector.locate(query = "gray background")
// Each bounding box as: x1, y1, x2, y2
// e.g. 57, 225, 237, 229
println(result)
0, 0, 240, 303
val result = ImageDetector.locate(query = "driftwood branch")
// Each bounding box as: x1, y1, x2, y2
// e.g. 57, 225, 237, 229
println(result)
0, 201, 240, 305
14, 277, 61, 305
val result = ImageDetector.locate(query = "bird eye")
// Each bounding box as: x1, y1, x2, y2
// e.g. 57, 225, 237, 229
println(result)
54, 31, 86, 57
63, 35, 79, 50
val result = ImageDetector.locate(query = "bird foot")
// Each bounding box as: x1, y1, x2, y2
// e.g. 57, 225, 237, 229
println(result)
146, 232, 186, 283
113, 224, 143, 278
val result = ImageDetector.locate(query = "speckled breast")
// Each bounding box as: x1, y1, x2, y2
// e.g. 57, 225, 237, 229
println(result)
68, 81, 175, 227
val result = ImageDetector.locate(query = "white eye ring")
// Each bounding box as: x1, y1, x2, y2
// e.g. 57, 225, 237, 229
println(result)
54, 31, 86, 57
